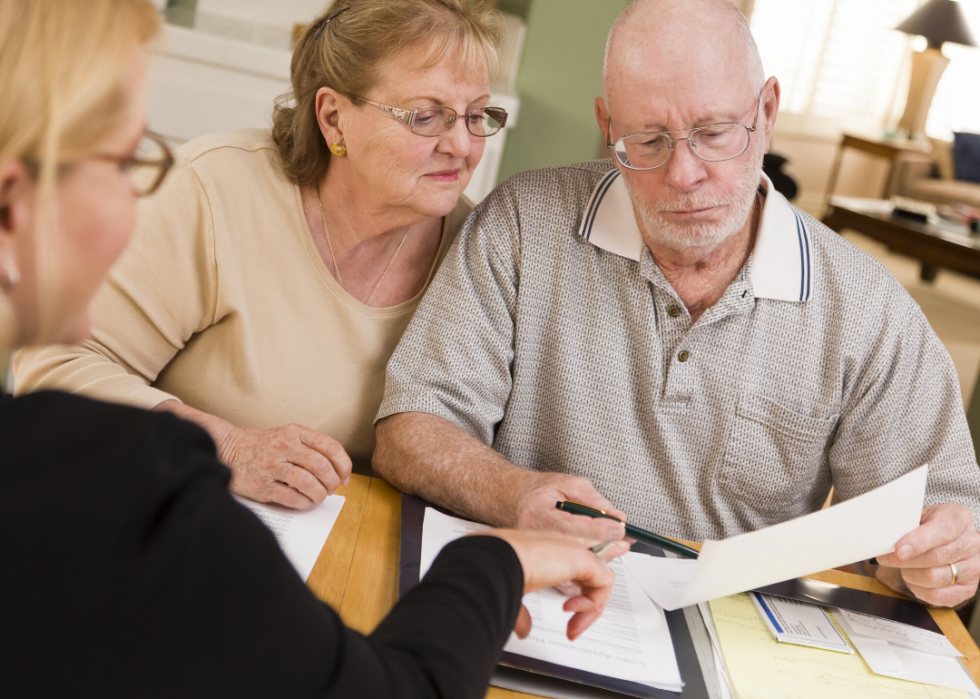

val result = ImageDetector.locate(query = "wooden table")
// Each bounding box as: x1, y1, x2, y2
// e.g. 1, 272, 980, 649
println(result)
308, 475, 980, 696
823, 199, 980, 282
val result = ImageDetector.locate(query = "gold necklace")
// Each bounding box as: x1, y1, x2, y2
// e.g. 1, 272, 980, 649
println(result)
316, 184, 411, 306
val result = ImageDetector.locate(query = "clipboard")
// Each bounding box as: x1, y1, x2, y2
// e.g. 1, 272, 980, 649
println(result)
398, 494, 711, 699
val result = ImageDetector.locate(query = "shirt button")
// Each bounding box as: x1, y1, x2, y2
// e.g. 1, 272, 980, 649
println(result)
678, 350, 690, 362
667, 305, 681, 317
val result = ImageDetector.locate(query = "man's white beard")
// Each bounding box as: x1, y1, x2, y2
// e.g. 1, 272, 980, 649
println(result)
625, 149, 763, 251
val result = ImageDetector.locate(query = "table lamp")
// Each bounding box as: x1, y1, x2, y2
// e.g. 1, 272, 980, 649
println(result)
895, 0, 976, 139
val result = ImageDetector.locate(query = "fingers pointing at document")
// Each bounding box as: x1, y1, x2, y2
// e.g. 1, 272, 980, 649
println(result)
476, 529, 630, 640
876, 503, 980, 607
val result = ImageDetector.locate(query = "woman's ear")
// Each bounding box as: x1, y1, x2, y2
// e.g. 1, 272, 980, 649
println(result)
315, 87, 349, 147
0, 159, 34, 289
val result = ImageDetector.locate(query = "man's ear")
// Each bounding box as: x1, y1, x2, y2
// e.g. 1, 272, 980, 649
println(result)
595, 96, 610, 144
0, 159, 34, 276
315, 87, 350, 147
760, 76, 780, 155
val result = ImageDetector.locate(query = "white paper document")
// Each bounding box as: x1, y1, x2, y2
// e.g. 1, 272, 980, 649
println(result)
628, 465, 928, 610
234, 494, 344, 581
836, 609, 962, 657
749, 593, 851, 653
835, 609, 978, 694
421, 508, 683, 691
622, 554, 697, 611
420, 506, 492, 576
698, 602, 735, 699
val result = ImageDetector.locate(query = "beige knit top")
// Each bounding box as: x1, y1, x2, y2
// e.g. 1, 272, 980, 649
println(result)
14, 129, 470, 468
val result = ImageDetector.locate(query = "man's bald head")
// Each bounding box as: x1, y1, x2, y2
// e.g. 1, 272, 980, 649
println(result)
602, 0, 764, 104
595, 0, 778, 254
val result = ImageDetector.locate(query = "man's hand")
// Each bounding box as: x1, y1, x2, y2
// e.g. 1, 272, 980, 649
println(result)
875, 503, 980, 607
474, 529, 630, 640
515, 472, 627, 541
219, 424, 353, 510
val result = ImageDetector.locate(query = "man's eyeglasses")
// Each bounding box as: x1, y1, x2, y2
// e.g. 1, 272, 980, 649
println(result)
358, 98, 508, 138
24, 131, 175, 197
606, 90, 764, 171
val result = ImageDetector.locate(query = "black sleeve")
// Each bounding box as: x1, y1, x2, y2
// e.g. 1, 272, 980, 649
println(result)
329, 537, 524, 699
0, 392, 523, 699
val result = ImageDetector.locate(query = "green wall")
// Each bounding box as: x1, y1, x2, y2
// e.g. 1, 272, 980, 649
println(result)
497, 0, 531, 20
498, 0, 630, 182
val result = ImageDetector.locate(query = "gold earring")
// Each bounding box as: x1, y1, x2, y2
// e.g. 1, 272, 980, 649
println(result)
329, 142, 347, 157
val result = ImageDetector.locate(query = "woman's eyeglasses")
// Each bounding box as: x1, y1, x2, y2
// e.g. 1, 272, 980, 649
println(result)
24, 131, 175, 197
93, 131, 175, 197
358, 98, 508, 138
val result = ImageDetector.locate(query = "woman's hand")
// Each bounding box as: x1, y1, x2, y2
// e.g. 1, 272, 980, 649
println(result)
153, 400, 352, 509
472, 530, 629, 640
219, 424, 353, 509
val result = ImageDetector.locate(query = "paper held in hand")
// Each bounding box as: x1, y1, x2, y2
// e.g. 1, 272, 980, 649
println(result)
626, 464, 929, 610
420, 507, 684, 692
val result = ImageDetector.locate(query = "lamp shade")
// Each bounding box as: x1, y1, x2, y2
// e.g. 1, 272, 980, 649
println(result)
896, 0, 977, 49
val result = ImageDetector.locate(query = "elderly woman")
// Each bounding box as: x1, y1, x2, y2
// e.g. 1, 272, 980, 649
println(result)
14, 0, 508, 509
1, 1, 626, 695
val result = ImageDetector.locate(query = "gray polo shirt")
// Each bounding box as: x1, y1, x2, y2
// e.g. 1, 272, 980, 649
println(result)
377, 160, 980, 541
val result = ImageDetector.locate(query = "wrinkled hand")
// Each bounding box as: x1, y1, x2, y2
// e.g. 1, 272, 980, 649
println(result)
475, 529, 630, 640
218, 424, 352, 510
875, 503, 980, 607
516, 472, 628, 542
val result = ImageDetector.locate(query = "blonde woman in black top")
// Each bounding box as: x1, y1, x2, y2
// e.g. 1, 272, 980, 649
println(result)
0, 1, 627, 696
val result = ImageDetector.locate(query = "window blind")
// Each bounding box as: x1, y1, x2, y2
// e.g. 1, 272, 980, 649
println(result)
749, 0, 918, 122
750, 0, 980, 140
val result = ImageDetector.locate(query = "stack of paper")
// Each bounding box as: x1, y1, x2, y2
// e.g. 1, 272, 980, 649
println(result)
420, 508, 684, 692
743, 593, 977, 694
696, 601, 735, 699
835, 609, 978, 695
705, 593, 975, 699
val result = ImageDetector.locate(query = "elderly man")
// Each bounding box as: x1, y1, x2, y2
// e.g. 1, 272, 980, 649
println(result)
374, 0, 980, 607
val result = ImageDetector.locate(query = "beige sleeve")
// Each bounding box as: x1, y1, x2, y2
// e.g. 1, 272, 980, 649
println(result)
14, 153, 219, 410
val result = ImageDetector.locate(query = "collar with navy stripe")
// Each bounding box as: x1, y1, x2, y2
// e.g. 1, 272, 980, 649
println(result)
577, 168, 813, 302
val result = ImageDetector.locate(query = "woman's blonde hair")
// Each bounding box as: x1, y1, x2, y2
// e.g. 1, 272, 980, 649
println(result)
272, 0, 502, 187
0, 0, 159, 179
0, 0, 159, 339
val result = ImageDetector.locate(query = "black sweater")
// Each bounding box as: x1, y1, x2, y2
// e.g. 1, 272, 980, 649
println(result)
0, 391, 523, 698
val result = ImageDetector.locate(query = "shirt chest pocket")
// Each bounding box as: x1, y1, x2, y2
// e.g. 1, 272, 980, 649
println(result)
719, 393, 838, 514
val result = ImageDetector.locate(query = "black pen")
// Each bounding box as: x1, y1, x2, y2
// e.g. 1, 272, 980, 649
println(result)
556, 500, 700, 559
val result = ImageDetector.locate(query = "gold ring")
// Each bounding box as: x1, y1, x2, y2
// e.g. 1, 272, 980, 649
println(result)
949, 562, 959, 587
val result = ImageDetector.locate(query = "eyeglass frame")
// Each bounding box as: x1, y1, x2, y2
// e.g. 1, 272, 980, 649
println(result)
356, 98, 509, 138
605, 89, 766, 171
23, 131, 175, 197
